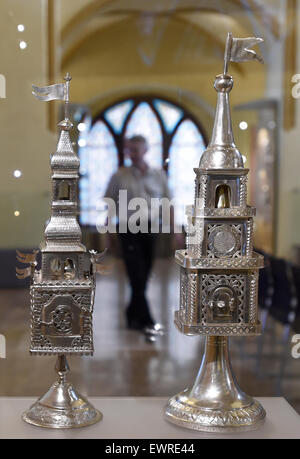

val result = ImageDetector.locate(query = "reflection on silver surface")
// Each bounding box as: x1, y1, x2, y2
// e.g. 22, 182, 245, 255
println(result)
18, 76, 104, 428
165, 336, 265, 432
22, 355, 102, 429
165, 33, 266, 431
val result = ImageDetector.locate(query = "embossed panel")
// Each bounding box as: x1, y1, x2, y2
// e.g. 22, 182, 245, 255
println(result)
201, 273, 245, 324
207, 224, 243, 258
30, 285, 94, 355
180, 268, 199, 325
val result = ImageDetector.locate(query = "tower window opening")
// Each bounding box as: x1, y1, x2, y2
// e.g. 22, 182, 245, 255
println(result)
50, 258, 61, 278
58, 181, 71, 200
215, 184, 231, 208
63, 258, 75, 279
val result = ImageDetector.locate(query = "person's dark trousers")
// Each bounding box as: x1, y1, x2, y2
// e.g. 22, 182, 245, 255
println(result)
118, 231, 157, 328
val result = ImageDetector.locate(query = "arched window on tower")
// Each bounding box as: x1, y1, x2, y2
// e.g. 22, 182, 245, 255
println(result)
215, 184, 231, 208
58, 181, 71, 200
63, 258, 75, 279
77, 97, 207, 227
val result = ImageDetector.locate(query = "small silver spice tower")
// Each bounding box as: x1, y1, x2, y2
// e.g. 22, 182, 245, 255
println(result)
165, 33, 266, 432
17, 74, 104, 428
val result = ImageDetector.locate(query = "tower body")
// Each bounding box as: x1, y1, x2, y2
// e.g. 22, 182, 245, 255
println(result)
19, 76, 103, 429
165, 34, 266, 433
175, 74, 263, 337
30, 123, 95, 355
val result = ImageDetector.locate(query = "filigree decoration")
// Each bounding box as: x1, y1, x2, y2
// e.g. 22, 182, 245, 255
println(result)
179, 268, 187, 314
52, 306, 72, 334
207, 224, 242, 258
23, 399, 100, 428
246, 218, 253, 255
196, 174, 208, 206
29, 285, 94, 355
249, 271, 258, 324
165, 395, 265, 431
201, 274, 245, 325
239, 175, 248, 206
192, 207, 255, 217
175, 250, 264, 269
175, 311, 261, 335
185, 272, 198, 324
186, 218, 204, 257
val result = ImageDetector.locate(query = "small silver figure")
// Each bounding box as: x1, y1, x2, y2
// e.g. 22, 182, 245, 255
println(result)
165, 33, 266, 432
17, 74, 104, 428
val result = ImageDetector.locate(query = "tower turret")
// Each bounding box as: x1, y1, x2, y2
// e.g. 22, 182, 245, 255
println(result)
42, 113, 84, 253
165, 33, 266, 432
17, 74, 104, 428
177, 36, 264, 332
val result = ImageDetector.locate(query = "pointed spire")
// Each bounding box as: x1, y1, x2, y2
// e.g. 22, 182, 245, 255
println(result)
40, 73, 85, 253
51, 73, 79, 178
199, 73, 243, 169
199, 32, 263, 170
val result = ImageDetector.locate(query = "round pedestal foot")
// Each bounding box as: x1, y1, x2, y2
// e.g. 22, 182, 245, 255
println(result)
22, 355, 102, 429
22, 382, 102, 429
165, 389, 266, 433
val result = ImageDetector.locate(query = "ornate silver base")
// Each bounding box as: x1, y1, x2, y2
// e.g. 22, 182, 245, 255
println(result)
165, 336, 266, 432
22, 355, 102, 429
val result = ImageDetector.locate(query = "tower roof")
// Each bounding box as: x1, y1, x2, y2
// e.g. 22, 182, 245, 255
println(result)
199, 33, 263, 170
31, 73, 86, 253
51, 120, 80, 179
199, 74, 243, 170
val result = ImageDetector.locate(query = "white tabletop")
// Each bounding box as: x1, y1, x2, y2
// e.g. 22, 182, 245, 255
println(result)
0, 397, 299, 439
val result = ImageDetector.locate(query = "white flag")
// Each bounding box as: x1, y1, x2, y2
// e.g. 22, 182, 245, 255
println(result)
229, 37, 264, 64
32, 82, 65, 101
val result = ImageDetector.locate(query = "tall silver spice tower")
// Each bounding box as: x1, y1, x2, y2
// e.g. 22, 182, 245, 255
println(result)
16, 74, 105, 429
165, 34, 266, 432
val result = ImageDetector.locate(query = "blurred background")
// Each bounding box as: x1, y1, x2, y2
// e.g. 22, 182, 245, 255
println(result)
1, 0, 300, 414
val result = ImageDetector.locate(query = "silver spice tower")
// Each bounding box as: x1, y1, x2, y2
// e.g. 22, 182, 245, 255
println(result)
17, 74, 104, 428
165, 34, 266, 432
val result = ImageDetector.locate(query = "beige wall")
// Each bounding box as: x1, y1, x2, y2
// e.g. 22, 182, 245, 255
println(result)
277, 1, 300, 260
1, 0, 298, 262
0, 0, 56, 249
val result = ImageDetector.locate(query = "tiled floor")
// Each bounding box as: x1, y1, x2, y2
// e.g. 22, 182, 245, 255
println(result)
0, 258, 299, 413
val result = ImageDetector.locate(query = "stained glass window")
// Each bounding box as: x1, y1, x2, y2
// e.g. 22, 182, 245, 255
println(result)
79, 120, 118, 226
153, 99, 183, 133
125, 102, 163, 169
104, 100, 134, 133
168, 120, 206, 225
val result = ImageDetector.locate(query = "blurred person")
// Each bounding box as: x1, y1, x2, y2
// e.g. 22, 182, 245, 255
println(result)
105, 135, 171, 335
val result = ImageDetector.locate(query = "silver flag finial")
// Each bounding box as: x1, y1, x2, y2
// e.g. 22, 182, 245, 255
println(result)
199, 33, 264, 170
32, 73, 73, 129
32, 82, 65, 102
223, 32, 264, 74
64, 72, 72, 82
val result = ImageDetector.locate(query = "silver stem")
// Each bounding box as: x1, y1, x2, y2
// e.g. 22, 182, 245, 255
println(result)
165, 335, 266, 431
63, 73, 71, 121
55, 354, 70, 385
190, 336, 251, 409
22, 353, 102, 428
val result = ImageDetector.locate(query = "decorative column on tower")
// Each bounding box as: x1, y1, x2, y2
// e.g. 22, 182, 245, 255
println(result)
16, 74, 105, 429
165, 34, 266, 432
